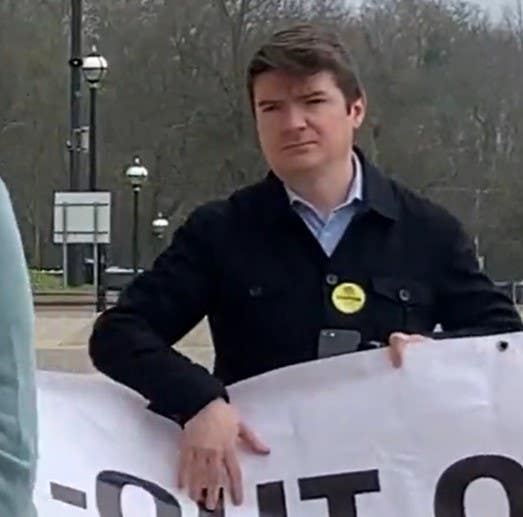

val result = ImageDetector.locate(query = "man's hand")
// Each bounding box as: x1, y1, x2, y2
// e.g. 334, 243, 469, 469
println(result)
178, 398, 270, 510
388, 332, 427, 368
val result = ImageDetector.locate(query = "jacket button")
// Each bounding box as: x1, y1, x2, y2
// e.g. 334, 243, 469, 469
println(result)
249, 286, 262, 297
398, 288, 411, 302
326, 274, 338, 286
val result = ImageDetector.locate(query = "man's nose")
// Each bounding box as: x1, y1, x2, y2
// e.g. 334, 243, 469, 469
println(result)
281, 106, 307, 132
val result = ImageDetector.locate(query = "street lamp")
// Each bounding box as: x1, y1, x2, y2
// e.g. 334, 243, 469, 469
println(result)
82, 45, 108, 312
125, 156, 148, 275
152, 212, 169, 239
152, 212, 169, 256
82, 46, 108, 191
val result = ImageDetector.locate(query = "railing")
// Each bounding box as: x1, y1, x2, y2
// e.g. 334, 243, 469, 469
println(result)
494, 281, 523, 306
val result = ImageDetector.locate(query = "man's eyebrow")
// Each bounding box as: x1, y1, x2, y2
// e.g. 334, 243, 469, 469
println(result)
257, 91, 327, 107
256, 99, 282, 108
299, 90, 328, 99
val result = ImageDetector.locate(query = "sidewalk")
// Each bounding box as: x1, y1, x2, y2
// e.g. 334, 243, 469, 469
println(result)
36, 307, 523, 373
35, 310, 214, 373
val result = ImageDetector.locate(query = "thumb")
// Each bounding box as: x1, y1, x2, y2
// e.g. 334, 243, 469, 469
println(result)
388, 332, 409, 368
238, 423, 270, 455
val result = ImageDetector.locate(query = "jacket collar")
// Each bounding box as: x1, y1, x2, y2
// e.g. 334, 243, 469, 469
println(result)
258, 146, 399, 225
354, 146, 399, 221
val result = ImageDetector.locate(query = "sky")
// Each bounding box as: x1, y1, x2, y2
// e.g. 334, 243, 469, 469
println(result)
472, 0, 510, 20
347, 0, 518, 22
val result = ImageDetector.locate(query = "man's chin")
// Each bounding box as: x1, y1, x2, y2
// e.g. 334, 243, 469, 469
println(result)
273, 157, 324, 178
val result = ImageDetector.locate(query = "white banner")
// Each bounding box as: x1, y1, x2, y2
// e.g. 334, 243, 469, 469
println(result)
35, 333, 523, 516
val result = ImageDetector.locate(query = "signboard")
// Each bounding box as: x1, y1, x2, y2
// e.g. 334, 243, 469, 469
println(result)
34, 332, 523, 516
53, 191, 111, 245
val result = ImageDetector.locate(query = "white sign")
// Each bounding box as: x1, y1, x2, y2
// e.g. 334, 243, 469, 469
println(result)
35, 332, 523, 516
53, 191, 111, 245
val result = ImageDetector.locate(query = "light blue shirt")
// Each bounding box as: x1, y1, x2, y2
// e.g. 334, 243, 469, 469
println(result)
286, 153, 364, 256
0, 179, 37, 516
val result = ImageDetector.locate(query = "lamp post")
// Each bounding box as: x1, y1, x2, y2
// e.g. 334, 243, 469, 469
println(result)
82, 46, 108, 191
152, 212, 169, 255
152, 212, 169, 239
67, 0, 84, 286
82, 46, 108, 312
125, 156, 148, 275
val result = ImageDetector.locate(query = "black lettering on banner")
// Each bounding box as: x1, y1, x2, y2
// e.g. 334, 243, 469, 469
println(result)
434, 455, 523, 517
299, 470, 381, 517
257, 481, 288, 517
50, 482, 88, 509
96, 470, 182, 517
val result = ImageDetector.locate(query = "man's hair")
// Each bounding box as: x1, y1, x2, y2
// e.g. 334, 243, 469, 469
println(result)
247, 23, 364, 113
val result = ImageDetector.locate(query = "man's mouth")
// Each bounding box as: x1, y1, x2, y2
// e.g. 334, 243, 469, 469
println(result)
282, 141, 316, 150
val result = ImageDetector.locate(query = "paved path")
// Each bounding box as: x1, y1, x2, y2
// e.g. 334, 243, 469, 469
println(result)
36, 305, 523, 373
35, 309, 214, 373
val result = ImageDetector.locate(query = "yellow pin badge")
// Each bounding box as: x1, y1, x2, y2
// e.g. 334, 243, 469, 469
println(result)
332, 282, 366, 314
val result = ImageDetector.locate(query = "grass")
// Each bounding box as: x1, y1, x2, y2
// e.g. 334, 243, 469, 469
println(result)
29, 270, 92, 293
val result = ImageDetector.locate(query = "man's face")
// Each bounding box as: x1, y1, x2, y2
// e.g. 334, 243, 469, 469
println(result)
253, 70, 366, 182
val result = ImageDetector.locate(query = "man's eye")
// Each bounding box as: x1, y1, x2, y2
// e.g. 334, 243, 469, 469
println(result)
307, 98, 325, 104
262, 105, 278, 112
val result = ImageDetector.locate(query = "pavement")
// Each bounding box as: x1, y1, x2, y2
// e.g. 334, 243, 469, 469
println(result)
35, 308, 214, 373
36, 304, 523, 374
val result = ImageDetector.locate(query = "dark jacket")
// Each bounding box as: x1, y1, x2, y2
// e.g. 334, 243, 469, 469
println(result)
89, 148, 522, 423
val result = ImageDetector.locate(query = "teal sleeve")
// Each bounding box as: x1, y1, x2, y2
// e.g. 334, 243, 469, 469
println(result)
0, 179, 38, 516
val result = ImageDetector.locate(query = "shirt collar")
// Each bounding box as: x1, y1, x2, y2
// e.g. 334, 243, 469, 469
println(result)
255, 146, 399, 227
284, 152, 364, 213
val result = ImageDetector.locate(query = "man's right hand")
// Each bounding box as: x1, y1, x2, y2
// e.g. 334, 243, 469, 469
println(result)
177, 398, 270, 511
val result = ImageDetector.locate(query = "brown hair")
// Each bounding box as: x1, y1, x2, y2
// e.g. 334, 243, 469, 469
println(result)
247, 23, 364, 113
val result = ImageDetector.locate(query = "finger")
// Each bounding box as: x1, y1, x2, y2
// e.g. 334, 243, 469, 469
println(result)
388, 332, 409, 345
189, 450, 209, 502
388, 332, 408, 368
224, 448, 243, 505
177, 446, 193, 489
204, 453, 222, 510
204, 485, 222, 511
200, 489, 224, 514
239, 423, 271, 454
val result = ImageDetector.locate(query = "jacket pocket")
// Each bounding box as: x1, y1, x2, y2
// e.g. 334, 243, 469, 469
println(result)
225, 280, 288, 301
371, 276, 433, 306
370, 276, 435, 333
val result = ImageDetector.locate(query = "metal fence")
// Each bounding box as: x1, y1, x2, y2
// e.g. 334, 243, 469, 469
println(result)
494, 281, 523, 306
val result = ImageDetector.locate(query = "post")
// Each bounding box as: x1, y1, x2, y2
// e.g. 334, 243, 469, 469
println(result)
93, 204, 99, 311
62, 204, 69, 288
132, 187, 140, 275
96, 242, 107, 312
88, 86, 97, 191
87, 86, 106, 311
474, 188, 481, 263
93, 245, 99, 301
67, 0, 84, 286
95, 203, 106, 313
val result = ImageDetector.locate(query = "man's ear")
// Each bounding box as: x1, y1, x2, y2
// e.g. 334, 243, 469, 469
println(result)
349, 94, 367, 129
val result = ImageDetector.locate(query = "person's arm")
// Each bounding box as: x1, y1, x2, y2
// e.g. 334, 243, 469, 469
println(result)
434, 217, 523, 338
89, 206, 227, 424
0, 179, 37, 516
91, 205, 270, 511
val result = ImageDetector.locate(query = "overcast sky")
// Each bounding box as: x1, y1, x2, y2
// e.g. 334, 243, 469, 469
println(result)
348, 0, 518, 22
471, 0, 511, 19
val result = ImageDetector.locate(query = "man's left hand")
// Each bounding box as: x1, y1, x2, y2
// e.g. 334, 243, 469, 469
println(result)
388, 332, 427, 368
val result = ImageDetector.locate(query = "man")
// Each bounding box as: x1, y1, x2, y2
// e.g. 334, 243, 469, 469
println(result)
0, 179, 38, 516
89, 24, 522, 511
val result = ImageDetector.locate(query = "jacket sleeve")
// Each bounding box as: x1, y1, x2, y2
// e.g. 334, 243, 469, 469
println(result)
89, 205, 228, 424
0, 180, 38, 516
434, 217, 523, 338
